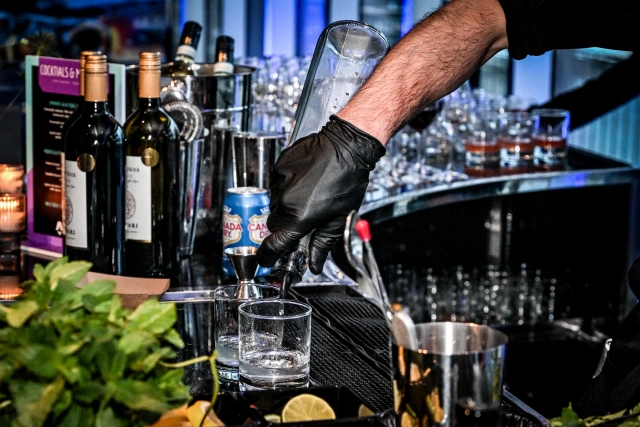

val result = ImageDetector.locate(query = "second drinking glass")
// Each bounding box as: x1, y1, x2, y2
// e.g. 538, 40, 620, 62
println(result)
498, 111, 534, 171
532, 108, 570, 167
214, 284, 280, 389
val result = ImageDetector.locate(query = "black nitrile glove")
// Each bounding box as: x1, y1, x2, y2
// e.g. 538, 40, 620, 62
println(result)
257, 115, 385, 275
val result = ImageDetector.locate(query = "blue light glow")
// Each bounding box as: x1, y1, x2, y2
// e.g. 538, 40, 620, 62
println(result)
401, 0, 414, 37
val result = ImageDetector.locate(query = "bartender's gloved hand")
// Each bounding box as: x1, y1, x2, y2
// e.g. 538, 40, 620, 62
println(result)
257, 115, 385, 275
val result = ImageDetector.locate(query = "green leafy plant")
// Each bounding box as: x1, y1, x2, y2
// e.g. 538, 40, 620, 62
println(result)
0, 257, 191, 427
551, 404, 640, 427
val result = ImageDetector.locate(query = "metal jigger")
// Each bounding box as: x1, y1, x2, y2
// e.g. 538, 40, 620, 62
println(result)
225, 246, 259, 299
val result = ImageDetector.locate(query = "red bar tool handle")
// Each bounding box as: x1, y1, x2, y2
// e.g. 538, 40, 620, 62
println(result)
355, 219, 372, 243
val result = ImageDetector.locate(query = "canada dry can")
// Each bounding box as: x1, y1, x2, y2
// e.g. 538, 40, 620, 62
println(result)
222, 187, 270, 277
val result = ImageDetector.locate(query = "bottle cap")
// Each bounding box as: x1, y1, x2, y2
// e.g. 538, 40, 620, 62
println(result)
179, 21, 202, 48
79, 50, 101, 70
84, 54, 108, 102
139, 52, 161, 71
78, 50, 101, 97
138, 52, 161, 98
215, 35, 235, 63
84, 54, 108, 74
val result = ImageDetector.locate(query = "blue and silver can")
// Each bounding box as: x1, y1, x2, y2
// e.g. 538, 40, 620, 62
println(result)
222, 187, 270, 277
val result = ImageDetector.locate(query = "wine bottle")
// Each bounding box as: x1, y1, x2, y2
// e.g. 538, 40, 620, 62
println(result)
63, 54, 125, 274
167, 21, 202, 76
212, 35, 234, 76
124, 52, 180, 278
61, 50, 101, 149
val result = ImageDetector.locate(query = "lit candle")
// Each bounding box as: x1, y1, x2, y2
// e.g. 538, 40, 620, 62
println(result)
0, 165, 24, 194
0, 194, 26, 233
0, 254, 21, 299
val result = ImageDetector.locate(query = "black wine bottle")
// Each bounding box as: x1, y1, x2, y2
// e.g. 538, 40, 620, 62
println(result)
212, 35, 235, 76
63, 54, 125, 274
124, 52, 180, 278
167, 21, 202, 76
61, 50, 101, 149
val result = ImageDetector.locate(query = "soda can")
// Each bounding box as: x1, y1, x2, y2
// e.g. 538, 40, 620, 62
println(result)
222, 187, 270, 277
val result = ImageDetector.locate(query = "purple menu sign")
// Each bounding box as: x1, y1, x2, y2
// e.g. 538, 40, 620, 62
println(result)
38, 57, 80, 96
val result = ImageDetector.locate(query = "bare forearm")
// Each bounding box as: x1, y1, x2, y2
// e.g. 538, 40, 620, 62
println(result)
338, 0, 508, 144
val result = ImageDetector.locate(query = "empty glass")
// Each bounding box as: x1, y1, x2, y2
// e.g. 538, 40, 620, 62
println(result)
214, 284, 280, 388
238, 300, 312, 390
532, 109, 570, 167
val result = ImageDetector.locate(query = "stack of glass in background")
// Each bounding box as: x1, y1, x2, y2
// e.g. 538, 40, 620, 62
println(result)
384, 263, 562, 327
242, 61, 570, 207
240, 56, 312, 135
368, 85, 571, 202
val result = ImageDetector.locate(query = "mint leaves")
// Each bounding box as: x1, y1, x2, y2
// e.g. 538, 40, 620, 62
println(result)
0, 258, 190, 427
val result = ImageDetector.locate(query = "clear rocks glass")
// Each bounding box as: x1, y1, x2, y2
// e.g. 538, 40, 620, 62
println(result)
238, 300, 312, 390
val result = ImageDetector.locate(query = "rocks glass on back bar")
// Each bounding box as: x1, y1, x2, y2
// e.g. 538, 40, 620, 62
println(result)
498, 111, 534, 171
238, 300, 312, 390
214, 284, 279, 389
465, 112, 500, 175
532, 109, 570, 167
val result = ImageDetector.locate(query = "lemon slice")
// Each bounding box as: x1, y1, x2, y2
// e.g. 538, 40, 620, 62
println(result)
185, 401, 223, 427
358, 404, 375, 418
281, 394, 336, 422
264, 413, 282, 423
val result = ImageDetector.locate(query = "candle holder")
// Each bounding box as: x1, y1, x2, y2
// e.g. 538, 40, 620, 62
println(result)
0, 164, 25, 194
0, 254, 22, 299
0, 194, 26, 254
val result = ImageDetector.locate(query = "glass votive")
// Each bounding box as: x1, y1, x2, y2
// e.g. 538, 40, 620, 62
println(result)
0, 165, 25, 194
532, 109, 570, 166
0, 254, 22, 299
0, 194, 26, 234
465, 113, 500, 170
498, 112, 534, 169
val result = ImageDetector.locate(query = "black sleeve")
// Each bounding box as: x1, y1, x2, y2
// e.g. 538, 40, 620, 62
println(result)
538, 53, 640, 130
497, 0, 640, 59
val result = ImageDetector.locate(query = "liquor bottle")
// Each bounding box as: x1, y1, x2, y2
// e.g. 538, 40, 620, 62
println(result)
61, 50, 101, 148
124, 52, 180, 278
212, 35, 235, 76
167, 21, 202, 76
63, 54, 125, 274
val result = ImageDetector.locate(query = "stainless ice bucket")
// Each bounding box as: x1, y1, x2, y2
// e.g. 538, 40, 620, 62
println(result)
393, 322, 508, 427
126, 64, 256, 245
126, 63, 255, 128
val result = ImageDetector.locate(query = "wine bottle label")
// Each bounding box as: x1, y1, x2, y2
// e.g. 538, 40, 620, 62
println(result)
125, 156, 152, 242
64, 160, 88, 249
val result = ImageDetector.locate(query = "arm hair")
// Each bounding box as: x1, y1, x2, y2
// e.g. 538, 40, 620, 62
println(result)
337, 0, 508, 144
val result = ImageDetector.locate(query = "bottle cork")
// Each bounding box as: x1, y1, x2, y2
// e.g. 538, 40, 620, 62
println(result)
138, 52, 162, 98
84, 54, 108, 103
78, 50, 101, 97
